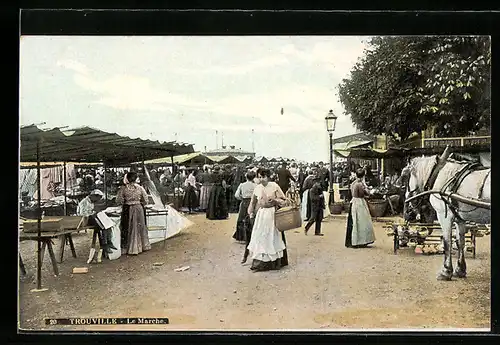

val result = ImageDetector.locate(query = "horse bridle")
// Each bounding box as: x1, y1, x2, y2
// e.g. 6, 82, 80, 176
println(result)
405, 157, 440, 214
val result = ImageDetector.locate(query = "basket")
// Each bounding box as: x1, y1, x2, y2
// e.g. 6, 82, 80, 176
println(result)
367, 199, 388, 218
329, 202, 343, 215
275, 205, 302, 232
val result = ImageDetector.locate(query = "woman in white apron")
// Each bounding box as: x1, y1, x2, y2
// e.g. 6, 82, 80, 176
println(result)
247, 168, 288, 272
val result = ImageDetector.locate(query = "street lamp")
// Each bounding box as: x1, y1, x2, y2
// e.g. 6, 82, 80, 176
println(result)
325, 110, 338, 208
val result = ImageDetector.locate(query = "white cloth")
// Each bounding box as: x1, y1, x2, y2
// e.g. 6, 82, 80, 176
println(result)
247, 207, 286, 262
323, 191, 330, 218
107, 221, 122, 261
77, 196, 94, 216
96, 211, 115, 229
301, 190, 309, 221
350, 197, 376, 246
164, 205, 194, 239
184, 173, 197, 187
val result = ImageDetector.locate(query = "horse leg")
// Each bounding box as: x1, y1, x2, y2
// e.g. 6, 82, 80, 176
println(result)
436, 212, 454, 281
453, 222, 467, 278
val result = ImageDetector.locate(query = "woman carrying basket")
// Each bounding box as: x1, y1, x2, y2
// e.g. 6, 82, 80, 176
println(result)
247, 168, 288, 272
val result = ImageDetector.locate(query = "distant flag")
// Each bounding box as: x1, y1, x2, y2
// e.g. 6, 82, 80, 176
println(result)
281, 107, 284, 115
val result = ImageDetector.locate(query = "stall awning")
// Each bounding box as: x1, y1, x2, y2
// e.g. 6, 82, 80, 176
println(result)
20, 161, 102, 169
335, 147, 407, 159
20, 125, 195, 164
255, 156, 268, 163
333, 140, 373, 151
234, 155, 251, 162
206, 155, 242, 164
143, 152, 214, 165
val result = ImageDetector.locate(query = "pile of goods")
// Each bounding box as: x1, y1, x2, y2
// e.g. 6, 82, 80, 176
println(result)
385, 221, 490, 255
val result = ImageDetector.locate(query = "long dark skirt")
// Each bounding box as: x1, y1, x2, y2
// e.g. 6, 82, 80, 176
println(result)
120, 204, 151, 255
306, 191, 311, 220
183, 185, 199, 211
345, 203, 354, 248
226, 186, 238, 213
206, 184, 229, 220
250, 232, 289, 271
232, 198, 251, 241
230, 188, 241, 213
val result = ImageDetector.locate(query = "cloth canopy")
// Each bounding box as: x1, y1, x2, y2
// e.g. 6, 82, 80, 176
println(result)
334, 147, 407, 159
20, 125, 194, 164
144, 152, 215, 165
205, 155, 242, 164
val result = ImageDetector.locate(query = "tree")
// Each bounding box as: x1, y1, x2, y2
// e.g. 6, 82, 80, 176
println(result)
338, 36, 490, 142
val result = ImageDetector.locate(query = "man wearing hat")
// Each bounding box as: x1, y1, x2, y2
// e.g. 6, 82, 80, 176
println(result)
304, 175, 325, 236
77, 189, 105, 217
77, 189, 117, 255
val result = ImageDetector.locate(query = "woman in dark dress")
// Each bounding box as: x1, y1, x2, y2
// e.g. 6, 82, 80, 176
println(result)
232, 171, 256, 246
206, 165, 229, 220
222, 165, 235, 213
230, 166, 245, 213
183, 169, 199, 214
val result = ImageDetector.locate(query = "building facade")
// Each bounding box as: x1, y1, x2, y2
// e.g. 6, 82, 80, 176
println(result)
203, 145, 256, 159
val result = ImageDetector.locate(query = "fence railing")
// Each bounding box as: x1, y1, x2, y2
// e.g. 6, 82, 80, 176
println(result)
422, 136, 490, 149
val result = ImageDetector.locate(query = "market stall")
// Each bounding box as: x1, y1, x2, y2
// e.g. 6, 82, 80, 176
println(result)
333, 147, 408, 216
20, 124, 194, 290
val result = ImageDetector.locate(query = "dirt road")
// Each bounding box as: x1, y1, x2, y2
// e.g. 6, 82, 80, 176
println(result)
18, 213, 490, 331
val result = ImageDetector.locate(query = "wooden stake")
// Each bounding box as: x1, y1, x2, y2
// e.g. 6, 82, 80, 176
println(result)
36, 140, 42, 290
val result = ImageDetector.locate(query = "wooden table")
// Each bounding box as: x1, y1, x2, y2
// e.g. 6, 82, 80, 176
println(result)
19, 227, 94, 276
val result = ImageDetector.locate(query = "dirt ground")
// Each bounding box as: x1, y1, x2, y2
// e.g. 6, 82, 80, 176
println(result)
18, 213, 491, 331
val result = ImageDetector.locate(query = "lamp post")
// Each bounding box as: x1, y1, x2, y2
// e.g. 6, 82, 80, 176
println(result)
325, 110, 338, 208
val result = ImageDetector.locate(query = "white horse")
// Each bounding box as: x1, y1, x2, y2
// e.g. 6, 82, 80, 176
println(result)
403, 154, 490, 281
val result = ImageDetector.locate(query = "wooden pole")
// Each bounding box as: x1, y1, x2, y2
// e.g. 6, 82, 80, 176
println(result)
36, 140, 42, 290
328, 132, 334, 206
63, 162, 67, 216
171, 155, 176, 200
103, 162, 107, 207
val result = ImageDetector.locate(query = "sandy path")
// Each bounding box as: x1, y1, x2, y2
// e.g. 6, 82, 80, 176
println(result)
18, 213, 490, 331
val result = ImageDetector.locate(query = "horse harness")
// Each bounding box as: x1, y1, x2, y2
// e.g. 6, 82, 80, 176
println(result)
409, 155, 489, 222
431, 159, 489, 222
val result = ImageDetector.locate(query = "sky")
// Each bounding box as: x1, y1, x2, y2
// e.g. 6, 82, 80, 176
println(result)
20, 36, 369, 162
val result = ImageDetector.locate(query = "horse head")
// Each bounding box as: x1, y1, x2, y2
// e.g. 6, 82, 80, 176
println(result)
402, 155, 439, 222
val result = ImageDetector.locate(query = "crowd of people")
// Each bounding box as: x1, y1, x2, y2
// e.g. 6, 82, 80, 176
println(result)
66, 159, 408, 265
150, 160, 404, 273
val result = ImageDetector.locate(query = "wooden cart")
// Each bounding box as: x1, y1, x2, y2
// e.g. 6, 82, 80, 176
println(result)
385, 222, 490, 258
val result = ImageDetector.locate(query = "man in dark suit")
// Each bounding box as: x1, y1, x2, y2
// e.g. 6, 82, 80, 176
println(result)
276, 162, 296, 194
304, 176, 325, 236
317, 161, 330, 192
298, 164, 306, 202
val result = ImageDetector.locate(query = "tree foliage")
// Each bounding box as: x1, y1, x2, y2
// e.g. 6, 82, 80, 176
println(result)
338, 36, 490, 141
